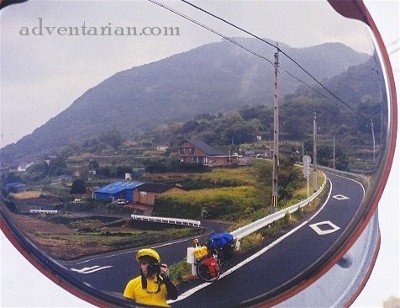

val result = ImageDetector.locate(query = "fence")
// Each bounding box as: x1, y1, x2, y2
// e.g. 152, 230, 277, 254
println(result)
29, 209, 58, 214
132, 174, 326, 251
230, 174, 327, 250
131, 214, 201, 227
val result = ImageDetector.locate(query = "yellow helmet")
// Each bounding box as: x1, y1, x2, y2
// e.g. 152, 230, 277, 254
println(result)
136, 248, 161, 263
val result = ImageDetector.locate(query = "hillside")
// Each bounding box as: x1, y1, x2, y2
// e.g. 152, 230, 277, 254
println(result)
1, 39, 369, 161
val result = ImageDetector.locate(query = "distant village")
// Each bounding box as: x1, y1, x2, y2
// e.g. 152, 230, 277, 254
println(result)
2, 139, 291, 214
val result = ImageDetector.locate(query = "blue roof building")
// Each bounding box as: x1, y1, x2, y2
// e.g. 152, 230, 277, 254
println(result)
94, 181, 143, 202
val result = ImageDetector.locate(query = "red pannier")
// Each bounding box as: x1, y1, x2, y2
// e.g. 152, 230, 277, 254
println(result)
202, 256, 220, 277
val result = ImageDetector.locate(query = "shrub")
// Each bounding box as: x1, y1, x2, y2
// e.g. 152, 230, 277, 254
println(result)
70, 179, 87, 194
240, 233, 264, 251
169, 261, 192, 284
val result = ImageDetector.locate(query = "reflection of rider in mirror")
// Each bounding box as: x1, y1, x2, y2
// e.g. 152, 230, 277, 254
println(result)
123, 248, 178, 307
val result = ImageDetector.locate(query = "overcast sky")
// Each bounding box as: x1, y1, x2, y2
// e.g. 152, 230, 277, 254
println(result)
0, 0, 376, 148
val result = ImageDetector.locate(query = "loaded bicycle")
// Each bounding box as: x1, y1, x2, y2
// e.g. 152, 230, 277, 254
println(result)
193, 232, 234, 282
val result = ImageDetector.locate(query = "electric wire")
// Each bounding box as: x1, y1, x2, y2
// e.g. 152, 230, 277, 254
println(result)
179, 0, 359, 114
147, 0, 353, 113
148, 0, 376, 121
282, 70, 339, 105
147, 0, 274, 68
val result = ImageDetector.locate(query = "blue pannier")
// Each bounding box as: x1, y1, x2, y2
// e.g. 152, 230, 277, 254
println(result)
208, 232, 233, 249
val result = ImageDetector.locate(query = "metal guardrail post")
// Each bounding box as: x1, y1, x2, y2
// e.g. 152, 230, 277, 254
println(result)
186, 247, 197, 276
235, 238, 241, 251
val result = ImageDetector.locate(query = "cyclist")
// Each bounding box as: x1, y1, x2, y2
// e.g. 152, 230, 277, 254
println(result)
123, 248, 178, 307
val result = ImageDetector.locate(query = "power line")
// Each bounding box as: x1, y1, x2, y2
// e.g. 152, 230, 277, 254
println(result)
149, 0, 373, 119
147, 0, 274, 67
179, 0, 358, 113
181, 0, 277, 50
282, 70, 343, 107
147, 0, 343, 110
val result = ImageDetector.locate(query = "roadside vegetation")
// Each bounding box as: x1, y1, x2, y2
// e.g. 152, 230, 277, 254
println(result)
1, 108, 330, 267
1, 156, 324, 262
167, 179, 329, 284
2, 207, 204, 261
152, 157, 319, 223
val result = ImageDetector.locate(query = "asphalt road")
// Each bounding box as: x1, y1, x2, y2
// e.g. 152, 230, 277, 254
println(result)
58, 220, 228, 294
58, 172, 365, 307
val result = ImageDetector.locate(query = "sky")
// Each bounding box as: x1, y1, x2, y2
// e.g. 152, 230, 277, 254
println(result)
0, 0, 376, 148
1, 0, 399, 307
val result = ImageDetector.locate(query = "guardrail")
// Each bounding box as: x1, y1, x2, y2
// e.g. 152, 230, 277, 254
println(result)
29, 209, 58, 214
230, 174, 327, 250
131, 214, 201, 227
133, 173, 326, 249
318, 165, 369, 191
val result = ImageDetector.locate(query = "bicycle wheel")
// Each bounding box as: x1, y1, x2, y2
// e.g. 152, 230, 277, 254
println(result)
196, 258, 220, 282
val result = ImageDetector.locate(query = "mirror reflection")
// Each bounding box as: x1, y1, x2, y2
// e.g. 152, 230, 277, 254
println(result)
0, 1, 391, 306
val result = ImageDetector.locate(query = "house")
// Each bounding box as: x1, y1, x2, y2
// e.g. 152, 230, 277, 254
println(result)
134, 183, 184, 206
94, 181, 143, 202
156, 145, 169, 152
52, 175, 74, 186
179, 140, 238, 166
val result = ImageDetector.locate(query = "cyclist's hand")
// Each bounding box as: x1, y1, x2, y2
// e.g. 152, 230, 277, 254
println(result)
160, 264, 169, 278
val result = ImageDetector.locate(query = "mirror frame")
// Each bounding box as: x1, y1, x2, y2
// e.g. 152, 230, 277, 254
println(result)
0, 0, 397, 306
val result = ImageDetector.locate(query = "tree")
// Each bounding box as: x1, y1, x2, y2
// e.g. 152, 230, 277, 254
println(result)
334, 147, 349, 171
251, 159, 273, 206
99, 129, 124, 150
89, 159, 99, 173
48, 157, 67, 176
3, 172, 23, 184
70, 179, 87, 194
26, 161, 49, 180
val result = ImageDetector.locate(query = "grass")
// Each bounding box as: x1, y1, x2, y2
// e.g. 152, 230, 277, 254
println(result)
33, 227, 204, 260
9, 165, 326, 264
9, 191, 43, 199
196, 167, 256, 185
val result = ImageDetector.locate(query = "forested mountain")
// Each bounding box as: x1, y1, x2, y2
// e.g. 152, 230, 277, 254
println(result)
140, 56, 385, 150
1, 39, 371, 161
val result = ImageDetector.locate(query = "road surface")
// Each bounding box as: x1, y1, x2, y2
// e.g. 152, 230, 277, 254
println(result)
58, 172, 365, 307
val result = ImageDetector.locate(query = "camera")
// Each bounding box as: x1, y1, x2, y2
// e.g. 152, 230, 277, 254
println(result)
147, 263, 161, 276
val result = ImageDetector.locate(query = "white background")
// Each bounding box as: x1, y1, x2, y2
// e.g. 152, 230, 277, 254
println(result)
1, 1, 399, 307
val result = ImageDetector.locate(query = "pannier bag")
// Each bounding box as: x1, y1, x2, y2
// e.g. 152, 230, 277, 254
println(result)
202, 256, 220, 277
193, 245, 208, 260
208, 232, 233, 249
208, 232, 234, 260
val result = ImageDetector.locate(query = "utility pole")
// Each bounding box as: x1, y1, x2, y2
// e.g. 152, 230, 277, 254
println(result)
332, 135, 336, 170
313, 113, 318, 192
371, 118, 376, 164
272, 47, 279, 208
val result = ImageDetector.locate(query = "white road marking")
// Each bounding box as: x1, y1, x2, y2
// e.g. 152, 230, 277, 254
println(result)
309, 221, 341, 235
70, 265, 113, 274
332, 194, 349, 200
168, 180, 334, 304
